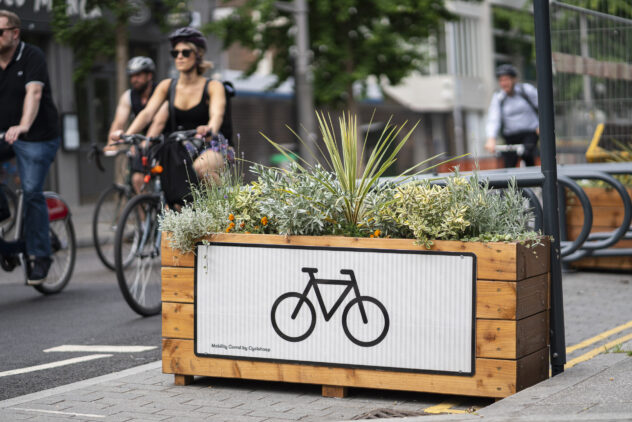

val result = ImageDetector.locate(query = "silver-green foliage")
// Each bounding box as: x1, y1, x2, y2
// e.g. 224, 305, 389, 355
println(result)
392, 174, 536, 247
251, 163, 344, 235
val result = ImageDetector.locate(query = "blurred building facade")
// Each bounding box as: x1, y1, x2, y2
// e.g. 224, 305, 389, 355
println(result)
1, 0, 533, 204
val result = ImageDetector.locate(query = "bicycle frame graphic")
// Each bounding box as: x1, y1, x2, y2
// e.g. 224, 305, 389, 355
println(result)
271, 267, 390, 347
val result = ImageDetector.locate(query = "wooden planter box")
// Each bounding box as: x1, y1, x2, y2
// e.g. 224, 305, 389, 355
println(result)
565, 186, 632, 271
161, 233, 550, 399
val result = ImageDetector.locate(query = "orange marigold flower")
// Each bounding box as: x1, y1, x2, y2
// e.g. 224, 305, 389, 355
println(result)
225, 226, 232, 233
261, 216, 268, 226
369, 234, 375, 238
228, 213, 235, 221
229, 222, 235, 228
240, 222, 245, 228
374, 229, 381, 237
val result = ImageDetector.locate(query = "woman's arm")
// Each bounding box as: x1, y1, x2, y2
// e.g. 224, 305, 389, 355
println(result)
125, 79, 171, 135
197, 80, 226, 136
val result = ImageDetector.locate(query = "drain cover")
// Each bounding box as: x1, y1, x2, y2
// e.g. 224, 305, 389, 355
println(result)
350, 408, 430, 419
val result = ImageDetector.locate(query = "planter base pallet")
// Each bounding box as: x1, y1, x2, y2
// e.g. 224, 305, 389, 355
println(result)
161, 234, 550, 399
566, 187, 632, 271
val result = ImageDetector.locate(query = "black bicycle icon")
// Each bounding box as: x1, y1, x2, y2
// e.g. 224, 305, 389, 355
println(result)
270, 267, 390, 347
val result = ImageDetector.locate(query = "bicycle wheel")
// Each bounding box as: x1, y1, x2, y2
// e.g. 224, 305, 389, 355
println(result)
93, 184, 132, 270
0, 184, 17, 235
342, 296, 390, 347
271, 292, 316, 342
33, 217, 77, 295
114, 193, 162, 316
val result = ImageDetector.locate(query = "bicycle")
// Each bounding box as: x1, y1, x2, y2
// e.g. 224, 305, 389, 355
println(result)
0, 134, 76, 294
112, 130, 201, 316
271, 267, 390, 347
88, 137, 160, 271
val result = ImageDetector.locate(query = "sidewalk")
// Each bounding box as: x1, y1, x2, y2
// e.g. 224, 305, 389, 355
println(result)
71, 203, 96, 249
0, 342, 630, 421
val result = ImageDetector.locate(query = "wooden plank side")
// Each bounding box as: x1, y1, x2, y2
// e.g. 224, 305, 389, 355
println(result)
162, 267, 194, 303
476, 311, 548, 359
516, 274, 549, 320
516, 347, 549, 391
477, 274, 548, 320
516, 239, 550, 280
161, 233, 546, 281
162, 303, 194, 339
162, 339, 518, 398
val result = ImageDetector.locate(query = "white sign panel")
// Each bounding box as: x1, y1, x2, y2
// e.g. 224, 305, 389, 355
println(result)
196, 243, 476, 375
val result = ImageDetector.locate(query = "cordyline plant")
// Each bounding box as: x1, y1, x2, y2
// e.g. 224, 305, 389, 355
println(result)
262, 111, 454, 231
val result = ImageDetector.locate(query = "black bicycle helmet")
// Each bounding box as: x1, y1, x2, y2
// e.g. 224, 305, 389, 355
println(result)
127, 56, 155, 75
495, 64, 518, 78
168, 27, 207, 51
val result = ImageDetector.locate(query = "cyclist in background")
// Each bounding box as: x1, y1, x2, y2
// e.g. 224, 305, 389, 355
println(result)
0, 10, 59, 282
485, 64, 540, 167
113, 27, 232, 186
106, 56, 163, 194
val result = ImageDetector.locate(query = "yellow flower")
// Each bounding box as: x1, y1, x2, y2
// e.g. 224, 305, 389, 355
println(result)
261, 216, 268, 226
228, 213, 235, 221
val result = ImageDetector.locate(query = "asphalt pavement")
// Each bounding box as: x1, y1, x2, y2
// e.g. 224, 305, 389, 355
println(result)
0, 204, 630, 421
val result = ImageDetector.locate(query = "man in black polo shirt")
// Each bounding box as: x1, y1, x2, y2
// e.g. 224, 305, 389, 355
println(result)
0, 10, 60, 282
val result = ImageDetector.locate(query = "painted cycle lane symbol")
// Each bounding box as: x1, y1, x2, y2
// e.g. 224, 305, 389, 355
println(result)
271, 267, 390, 347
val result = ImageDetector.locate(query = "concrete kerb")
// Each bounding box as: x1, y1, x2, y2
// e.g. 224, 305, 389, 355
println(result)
0, 361, 162, 410
346, 341, 632, 422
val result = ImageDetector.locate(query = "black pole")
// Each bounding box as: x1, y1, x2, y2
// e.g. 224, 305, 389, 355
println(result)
533, 0, 566, 376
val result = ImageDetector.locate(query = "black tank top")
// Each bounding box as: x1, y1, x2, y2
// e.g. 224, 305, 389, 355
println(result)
170, 79, 211, 132
130, 82, 157, 117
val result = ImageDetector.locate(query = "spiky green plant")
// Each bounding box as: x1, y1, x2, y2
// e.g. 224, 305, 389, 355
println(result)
262, 111, 455, 231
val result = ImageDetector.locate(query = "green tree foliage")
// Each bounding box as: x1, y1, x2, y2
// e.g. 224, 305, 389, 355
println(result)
51, 0, 187, 82
210, 0, 454, 108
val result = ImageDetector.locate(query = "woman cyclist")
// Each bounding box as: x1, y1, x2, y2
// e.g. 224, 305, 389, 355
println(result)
113, 27, 232, 185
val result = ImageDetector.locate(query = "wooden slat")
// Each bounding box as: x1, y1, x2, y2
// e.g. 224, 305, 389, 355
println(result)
566, 187, 632, 207
162, 303, 194, 339
566, 206, 629, 227
477, 274, 549, 320
162, 339, 519, 398
476, 312, 548, 359
162, 233, 550, 281
516, 347, 549, 391
572, 256, 632, 271
162, 267, 194, 303
174, 374, 194, 386
565, 226, 632, 249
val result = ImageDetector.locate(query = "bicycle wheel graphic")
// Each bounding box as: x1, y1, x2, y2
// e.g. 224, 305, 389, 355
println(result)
271, 292, 316, 342
342, 296, 390, 347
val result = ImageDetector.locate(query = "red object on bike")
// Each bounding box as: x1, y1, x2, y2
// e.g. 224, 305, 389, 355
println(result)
151, 165, 163, 174
142, 156, 148, 166
144, 174, 151, 184
46, 197, 69, 221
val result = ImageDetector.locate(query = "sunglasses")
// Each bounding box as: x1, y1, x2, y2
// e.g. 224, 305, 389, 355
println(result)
0, 27, 16, 36
170, 48, 193, 58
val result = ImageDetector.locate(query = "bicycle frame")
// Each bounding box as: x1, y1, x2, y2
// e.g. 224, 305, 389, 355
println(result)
293, 268, 369, 323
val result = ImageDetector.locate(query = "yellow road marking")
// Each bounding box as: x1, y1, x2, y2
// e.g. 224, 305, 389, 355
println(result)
566, 332, 632, 369
566, 320, 632, 354
424, 400, 468, 414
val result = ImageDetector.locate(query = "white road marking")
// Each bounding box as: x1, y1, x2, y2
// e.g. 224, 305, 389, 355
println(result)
0, 354, 112, 378
44, 345, 157, 353
10, 407, 105, 418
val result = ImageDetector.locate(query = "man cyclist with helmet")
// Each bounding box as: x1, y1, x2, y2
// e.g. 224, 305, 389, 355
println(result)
485, 64, 540, 167
113, 27, 232, 196
106, 56, 165, 194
